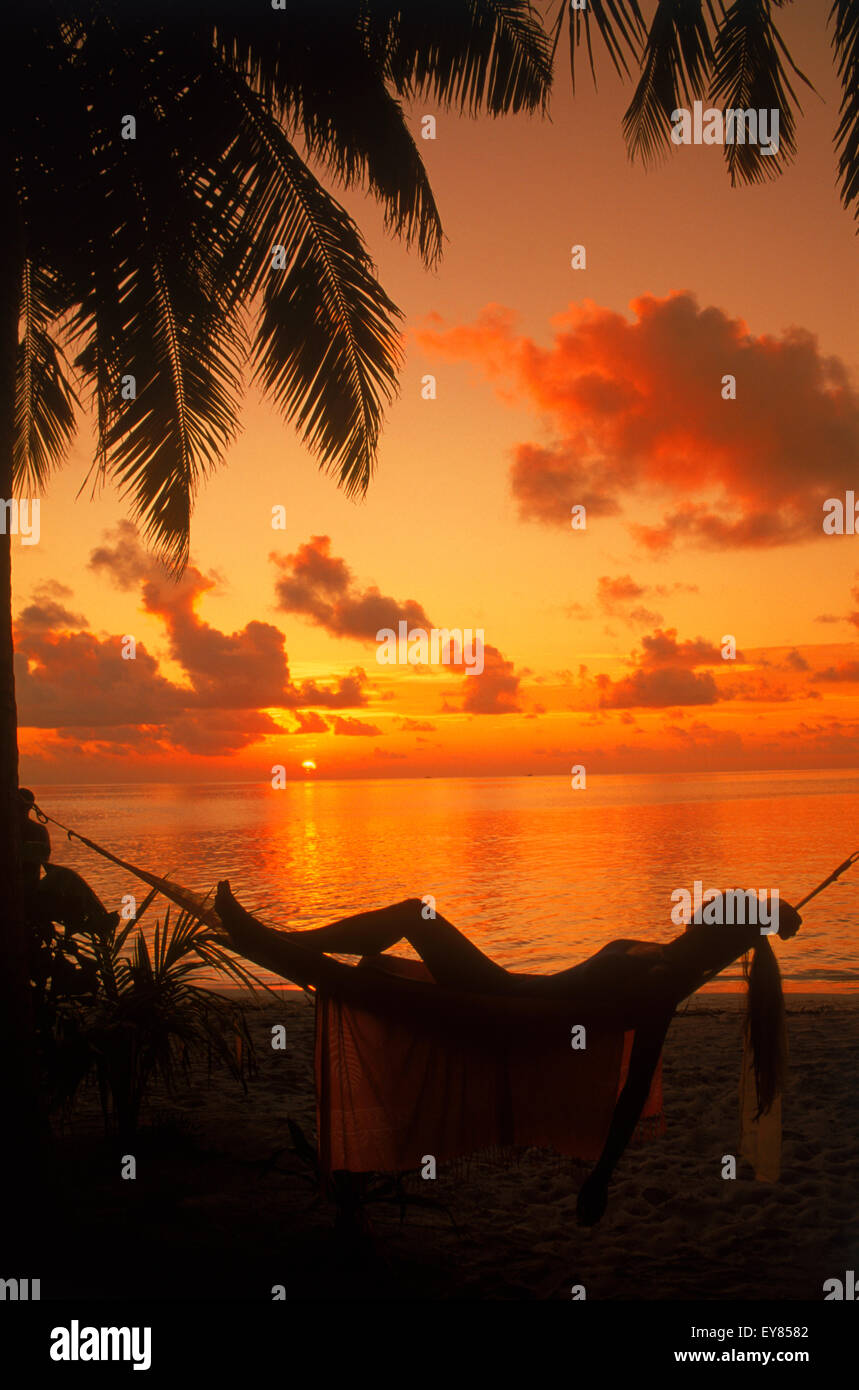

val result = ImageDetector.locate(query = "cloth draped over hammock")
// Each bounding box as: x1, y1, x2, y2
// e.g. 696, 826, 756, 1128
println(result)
315, 954, 665, 1174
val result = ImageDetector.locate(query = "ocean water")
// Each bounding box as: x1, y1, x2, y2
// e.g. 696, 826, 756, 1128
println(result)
32, 770, 859, 991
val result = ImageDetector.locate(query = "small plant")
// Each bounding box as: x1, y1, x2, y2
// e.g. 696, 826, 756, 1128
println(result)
33, 879, 265, 1141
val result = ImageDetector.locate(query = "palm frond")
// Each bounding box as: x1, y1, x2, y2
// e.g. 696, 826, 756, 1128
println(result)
369, 0, 554, 115
98, 239, 244, 570
51, 17, 249, 569
552, 0, 647, 92
127, 885, 160, 926
830, 0, 859, 222
710, 0, 815, 186
214, 7, 446, 267
87, 916, 137, 1003
623, 0, 715, 166
295, 79, 445, 269
219, 76, 403, 497
14, 260, 79, 492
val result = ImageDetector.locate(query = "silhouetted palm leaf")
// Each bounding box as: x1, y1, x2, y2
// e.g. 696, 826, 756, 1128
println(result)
551, 0, 850, 218
90, 904, 263, 1135
623, 0, 716, 166
373, 0, 554, 114
710, 0, 814, 186
10, 0, 552, 569
14, 262, 78, 493
830, 0, 859, 221
212, 6, 446, 266
551, 0, 646, 92
224, 82, 403, 500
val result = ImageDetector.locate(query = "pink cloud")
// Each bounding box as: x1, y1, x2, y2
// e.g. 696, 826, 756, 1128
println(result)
416, 293, 858, 551
331, 715, 382, 736
273, 535, 522, 714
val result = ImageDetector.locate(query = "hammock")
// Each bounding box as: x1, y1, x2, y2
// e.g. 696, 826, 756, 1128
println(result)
35, 806, 854, 1185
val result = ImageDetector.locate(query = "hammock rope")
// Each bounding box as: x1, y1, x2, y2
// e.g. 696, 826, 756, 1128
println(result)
794, 850, 859, 910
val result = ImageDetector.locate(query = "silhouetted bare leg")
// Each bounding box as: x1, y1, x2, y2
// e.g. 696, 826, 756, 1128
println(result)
290, 897, 510, 989
214, 881, 511, 996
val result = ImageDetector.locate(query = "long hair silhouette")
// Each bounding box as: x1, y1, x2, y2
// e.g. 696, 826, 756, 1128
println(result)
744, 936, 786, 1117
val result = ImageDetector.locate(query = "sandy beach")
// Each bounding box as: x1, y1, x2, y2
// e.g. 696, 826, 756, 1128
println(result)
47, 991, 858, 1302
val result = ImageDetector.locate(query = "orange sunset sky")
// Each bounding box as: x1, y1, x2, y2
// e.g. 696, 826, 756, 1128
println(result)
12, 4, 859, 783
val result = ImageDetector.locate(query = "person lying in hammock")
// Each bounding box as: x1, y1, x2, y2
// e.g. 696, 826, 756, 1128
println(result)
214, 881, 801, 1225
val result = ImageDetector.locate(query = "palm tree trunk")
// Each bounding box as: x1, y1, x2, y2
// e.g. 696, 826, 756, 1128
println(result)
0, 133, 50, 1255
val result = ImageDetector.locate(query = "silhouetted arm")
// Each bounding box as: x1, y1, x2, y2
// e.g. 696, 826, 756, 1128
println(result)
576, 1010, 673, 1226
